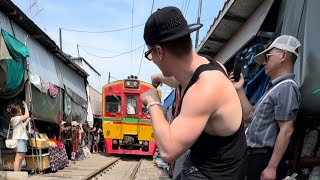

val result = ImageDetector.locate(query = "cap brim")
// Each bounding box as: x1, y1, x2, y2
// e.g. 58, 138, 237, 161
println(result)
254, 46, 272, 64
159, 23, 203, 43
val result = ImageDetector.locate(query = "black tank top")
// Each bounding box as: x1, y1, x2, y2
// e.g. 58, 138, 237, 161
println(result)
177, 60, 247, 180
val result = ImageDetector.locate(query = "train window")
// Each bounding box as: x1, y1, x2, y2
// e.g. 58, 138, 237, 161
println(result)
106, 96, 121, 113
126, 96, 137, 115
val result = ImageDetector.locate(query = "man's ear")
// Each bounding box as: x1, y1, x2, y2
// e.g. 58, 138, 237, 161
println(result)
280, 51, 288, 63
156, 45, 163, 60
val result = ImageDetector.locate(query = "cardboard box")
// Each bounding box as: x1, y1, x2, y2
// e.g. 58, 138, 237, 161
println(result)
25, 153, 50, 171
28, 138, 48, 148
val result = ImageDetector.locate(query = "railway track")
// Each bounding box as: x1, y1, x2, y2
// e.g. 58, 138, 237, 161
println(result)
83, 156, 144, 180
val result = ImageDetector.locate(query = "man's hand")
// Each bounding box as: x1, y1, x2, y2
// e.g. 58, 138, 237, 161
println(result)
151, 73, 163, 88
141, 88, 161, 106
261, 166, 276, 180
229, 72, 245, 91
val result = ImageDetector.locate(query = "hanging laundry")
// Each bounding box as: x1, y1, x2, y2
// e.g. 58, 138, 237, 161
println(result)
49, 83, 59, 97
0, 29, 29, 97
40, 78, 50, 93
29, 72, 42, 91
29, 72, 51, 94
0, 31, 12, 60
1, 29, 30, 60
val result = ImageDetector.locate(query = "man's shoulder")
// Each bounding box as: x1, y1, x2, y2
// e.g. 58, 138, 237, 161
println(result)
197, 70, 228, 84
275, 80, 300, 96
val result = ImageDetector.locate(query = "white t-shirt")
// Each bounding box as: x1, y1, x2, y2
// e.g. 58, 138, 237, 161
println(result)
11, 116, 28, 140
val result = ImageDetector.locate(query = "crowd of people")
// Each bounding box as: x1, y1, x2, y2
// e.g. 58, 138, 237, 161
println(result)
60, 120, 104, 161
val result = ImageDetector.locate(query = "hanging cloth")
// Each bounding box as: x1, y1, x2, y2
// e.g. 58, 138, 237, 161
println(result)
0, 29, 30, 96
0, 31, 12, 60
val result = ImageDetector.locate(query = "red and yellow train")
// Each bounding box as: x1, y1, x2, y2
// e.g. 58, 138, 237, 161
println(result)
102, 76, 160, 155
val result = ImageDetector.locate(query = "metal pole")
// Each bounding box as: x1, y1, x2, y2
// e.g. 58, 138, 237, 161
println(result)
195, 0, 202, 49
108, 72, 111, 83
59, 28, 62, 50
77, 44, 80, 58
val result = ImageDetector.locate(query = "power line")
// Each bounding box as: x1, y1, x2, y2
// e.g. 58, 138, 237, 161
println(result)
60, 23, 145, 33
79, 45, 122, 53
184, 0, 190, 17
181, 0, 186, 14
137, 45, 146, 78
110, 75, 119, 81
137, 0, 155, 78
201, 16, 214, 22
79, 44, 144, 59
130, 0, 135, 75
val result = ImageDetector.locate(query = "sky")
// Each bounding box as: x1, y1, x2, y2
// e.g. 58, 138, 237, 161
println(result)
11, 0, 224, 99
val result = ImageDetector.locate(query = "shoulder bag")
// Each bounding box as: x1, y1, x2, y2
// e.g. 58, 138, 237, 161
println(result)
5, 123, 17, 149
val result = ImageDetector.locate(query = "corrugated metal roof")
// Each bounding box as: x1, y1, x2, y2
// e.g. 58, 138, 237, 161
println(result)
0, 0, 89, 77
196, 0, 264, 59
72, 57, 101, 76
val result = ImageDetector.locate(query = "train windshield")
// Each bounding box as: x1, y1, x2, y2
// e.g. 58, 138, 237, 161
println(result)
126, 96, 137, 115
106, 95, 121, 113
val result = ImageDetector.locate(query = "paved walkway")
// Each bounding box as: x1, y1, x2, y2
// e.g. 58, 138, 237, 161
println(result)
28, 153, 118, 180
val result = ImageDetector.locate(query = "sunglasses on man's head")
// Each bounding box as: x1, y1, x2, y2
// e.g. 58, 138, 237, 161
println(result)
144, 47, 154, 61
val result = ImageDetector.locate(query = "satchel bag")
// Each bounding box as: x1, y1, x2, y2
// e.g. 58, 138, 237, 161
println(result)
5, 123, 17, 149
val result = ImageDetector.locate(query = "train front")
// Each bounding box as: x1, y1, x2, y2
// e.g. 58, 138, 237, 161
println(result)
102, 77, 159, 155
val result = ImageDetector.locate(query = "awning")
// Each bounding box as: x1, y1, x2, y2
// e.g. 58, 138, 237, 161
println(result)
197, 0, 274, 64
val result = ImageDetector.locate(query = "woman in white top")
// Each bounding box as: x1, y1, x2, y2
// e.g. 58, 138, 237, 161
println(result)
7, 101, 30, 171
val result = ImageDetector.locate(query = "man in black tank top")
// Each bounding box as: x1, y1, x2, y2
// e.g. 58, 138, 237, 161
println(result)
142, 6, 247, 179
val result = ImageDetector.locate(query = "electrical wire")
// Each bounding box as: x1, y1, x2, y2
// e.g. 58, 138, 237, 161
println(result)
79, 44, 144, 59
137, 45, 146, 78
130, 0, 135, 74
181, 0, 185, 14
137, 0, 155, 78
60, 23, 145, 33
79, 45, 122, 53
184, 0, 190, 17
110, 75, 119, 81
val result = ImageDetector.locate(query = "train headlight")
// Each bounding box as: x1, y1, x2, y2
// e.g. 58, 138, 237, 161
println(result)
133, 81, 138, 87
125, 81, 131, 87
124, 80, 139, 89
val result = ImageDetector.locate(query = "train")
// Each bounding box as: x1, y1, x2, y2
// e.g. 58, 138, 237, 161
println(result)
101, 76, 161, 155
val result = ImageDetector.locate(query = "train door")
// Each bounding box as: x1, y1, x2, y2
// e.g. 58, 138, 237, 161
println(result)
123, 94, 139, 146
105, 94, 122, 141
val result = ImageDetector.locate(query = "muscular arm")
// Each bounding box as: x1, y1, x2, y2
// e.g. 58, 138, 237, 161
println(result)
148, 73, 224, 162
268, 120, 294, 169
151, 73, 179, 88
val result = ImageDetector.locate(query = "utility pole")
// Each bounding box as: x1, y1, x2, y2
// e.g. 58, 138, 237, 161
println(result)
195, 0, 202, 49
77, 44, 80, 58
108, 72, 111, 83
59, 28, 62, 50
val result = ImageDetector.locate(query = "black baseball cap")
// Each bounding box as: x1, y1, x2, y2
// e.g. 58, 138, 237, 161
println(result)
144, 6, 203, 46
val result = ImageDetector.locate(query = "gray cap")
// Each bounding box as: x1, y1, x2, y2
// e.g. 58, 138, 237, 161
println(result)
254, 35, 301, 64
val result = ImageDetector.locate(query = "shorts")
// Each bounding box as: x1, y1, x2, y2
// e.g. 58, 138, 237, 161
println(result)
16, 139, 28, 153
